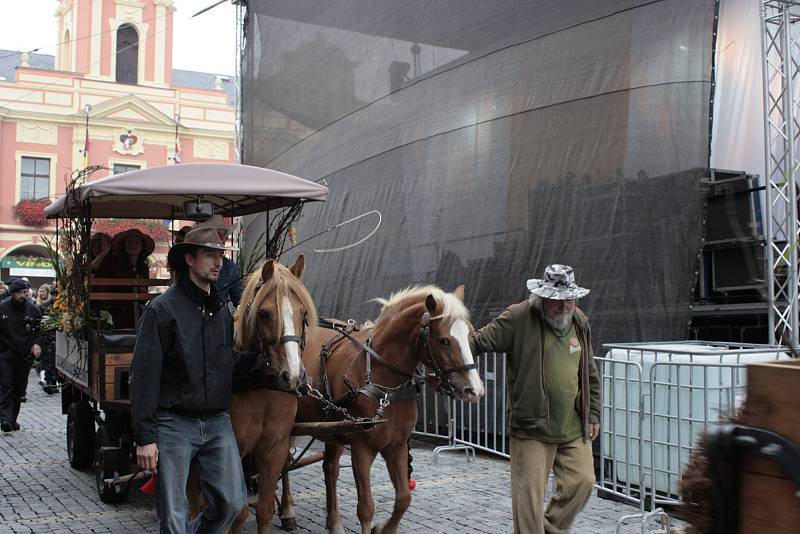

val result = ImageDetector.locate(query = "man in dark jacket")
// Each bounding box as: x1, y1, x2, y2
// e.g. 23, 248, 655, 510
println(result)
470, 265, 601, 534
131, 227, 259, 534
0, 279, 42, 432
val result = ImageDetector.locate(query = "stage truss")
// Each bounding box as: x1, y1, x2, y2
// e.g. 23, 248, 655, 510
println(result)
761, 0, 800, 347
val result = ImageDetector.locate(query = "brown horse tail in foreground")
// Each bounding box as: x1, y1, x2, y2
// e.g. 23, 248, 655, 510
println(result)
289, 284, 485, 534
188, 254, 317, 534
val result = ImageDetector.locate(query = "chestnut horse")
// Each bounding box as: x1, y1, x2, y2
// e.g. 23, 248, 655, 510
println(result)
288, 285, 485, 534
188, 254, 317, 534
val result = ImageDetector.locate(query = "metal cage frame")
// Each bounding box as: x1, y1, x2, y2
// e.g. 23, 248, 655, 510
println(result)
761, 0, 800, 347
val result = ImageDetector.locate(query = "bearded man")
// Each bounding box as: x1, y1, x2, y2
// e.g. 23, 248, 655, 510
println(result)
469, 264, 601, 534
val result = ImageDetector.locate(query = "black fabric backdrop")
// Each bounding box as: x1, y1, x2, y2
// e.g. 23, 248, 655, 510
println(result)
241, 0, 714, 350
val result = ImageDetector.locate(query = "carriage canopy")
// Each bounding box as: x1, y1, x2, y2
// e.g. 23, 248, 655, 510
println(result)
45, 163, 329, 219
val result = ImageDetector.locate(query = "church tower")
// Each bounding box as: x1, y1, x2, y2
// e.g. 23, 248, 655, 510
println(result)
53, 0, 176, 87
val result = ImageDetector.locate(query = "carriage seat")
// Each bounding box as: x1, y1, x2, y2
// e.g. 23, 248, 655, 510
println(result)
94, 330, 138, 350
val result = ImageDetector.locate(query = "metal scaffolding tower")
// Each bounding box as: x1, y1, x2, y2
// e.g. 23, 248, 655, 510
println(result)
761, 1, 800, 347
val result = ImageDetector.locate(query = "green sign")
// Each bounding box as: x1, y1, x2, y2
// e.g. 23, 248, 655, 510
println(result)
1, 257, 55, 270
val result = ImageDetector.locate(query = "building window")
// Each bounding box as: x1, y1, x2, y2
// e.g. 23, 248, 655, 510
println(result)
62, 30, 71, 71
116, 24, 139, 84
20, 157, 50, 200
113, 163, 141, 175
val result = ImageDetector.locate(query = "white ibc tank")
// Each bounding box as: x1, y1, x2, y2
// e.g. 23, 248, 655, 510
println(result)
600, 341, 790, 498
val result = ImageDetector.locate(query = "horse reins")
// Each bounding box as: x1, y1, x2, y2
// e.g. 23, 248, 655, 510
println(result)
416, 311, 478, 398
244, 279, 309, 389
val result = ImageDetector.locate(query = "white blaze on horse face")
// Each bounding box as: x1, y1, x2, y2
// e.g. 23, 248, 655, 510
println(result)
281, 295, 301, 380
449, 319, 485, 398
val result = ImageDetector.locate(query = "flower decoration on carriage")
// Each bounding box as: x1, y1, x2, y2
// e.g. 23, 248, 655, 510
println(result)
41, 166, 113, 335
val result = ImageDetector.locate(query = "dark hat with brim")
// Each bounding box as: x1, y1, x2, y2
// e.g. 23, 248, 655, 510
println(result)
8, 278, 31, 294
111, 228, 155, 258
167, 227, 238, 272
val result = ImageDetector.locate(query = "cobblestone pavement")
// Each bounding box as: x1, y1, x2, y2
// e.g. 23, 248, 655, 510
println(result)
0, 371, 681, 533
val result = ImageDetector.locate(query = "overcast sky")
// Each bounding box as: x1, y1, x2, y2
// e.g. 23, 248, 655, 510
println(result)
0, 0, 237, 75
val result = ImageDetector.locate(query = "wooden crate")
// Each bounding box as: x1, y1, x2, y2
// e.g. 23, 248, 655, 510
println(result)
739, 359, 800, 533
89, 350, 133, 401
103, 352, 133, 401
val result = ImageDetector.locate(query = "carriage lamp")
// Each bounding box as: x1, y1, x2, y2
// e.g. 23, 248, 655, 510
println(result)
183, 198, 214, 221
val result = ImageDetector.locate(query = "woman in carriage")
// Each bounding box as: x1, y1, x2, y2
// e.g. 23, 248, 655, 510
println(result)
95, 229, 154, 329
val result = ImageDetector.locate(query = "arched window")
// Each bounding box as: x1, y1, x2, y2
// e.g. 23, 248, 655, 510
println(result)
61, 30, 71, 71
116, 24, 138, 84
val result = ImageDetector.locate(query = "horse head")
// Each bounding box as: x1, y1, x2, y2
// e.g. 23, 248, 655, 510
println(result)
235, 254, 317, 391
375, 285, 485, 403
418, 285, 485, 403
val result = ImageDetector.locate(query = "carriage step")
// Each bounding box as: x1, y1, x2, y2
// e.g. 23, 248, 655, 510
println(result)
291, 419, 386, 436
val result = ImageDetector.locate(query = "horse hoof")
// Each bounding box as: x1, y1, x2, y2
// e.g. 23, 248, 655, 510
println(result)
281, 516, 297, 531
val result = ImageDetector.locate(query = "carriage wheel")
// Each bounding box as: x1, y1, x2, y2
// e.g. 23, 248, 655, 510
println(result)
94, 426, 130, 503
67, 402, 95, 469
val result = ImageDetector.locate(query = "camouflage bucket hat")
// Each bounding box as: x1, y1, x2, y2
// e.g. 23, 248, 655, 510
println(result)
526, 264, 590, 300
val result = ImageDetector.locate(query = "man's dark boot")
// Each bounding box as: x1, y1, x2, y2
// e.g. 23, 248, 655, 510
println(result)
11, 422, 20, 431
19, 396, 26, 403
1, 422, 12, 433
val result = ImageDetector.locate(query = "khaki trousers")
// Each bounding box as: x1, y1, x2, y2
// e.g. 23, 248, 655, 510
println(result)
510, 436, 595, 534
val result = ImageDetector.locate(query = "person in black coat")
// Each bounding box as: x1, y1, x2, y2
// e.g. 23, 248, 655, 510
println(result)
131, 227, 260, 533
0, 279, 43, 432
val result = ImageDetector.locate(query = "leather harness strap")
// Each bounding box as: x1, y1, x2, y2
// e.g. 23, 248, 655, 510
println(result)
316, 318, 427, 415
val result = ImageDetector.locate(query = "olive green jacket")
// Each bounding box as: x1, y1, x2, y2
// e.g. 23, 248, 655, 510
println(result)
469, 297, 601, 441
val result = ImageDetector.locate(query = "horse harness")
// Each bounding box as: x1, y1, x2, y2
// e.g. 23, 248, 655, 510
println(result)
242, 278, 478, 420
311, 312, 478, 419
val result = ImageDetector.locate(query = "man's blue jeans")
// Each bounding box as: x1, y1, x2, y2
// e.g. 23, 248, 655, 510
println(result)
155, 410, 246, 534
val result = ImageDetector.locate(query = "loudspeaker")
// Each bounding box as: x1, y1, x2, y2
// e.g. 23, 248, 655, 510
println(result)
711, 244, 764, 292
705, 174, 761, 244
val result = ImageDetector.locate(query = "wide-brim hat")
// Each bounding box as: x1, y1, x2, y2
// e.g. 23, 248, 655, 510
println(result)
8, 278, 31, 293
167, 226, 238, 272
168, 225, 193, 242
111, 229, 155, 258
526, 264, 590, 300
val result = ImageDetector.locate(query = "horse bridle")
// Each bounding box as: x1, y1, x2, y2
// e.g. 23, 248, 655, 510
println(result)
417, 311, 478, 397
245, 280, 309, 364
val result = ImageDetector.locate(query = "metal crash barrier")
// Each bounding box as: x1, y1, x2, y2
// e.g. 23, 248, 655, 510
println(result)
415, 352, 509, 462
598, 341, 789, 532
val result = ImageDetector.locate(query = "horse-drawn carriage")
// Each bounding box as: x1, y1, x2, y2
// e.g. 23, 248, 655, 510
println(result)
44, 162, 484, 533
44, 163, 327, 503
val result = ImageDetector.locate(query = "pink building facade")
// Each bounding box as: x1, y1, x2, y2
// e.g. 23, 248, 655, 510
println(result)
0, 0, 235, 285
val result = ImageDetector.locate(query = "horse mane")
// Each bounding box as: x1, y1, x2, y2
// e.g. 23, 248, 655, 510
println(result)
234, 260, 318, 352
372, 285, 470, 325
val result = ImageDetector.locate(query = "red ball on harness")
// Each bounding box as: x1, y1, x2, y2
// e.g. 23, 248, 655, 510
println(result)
408, 479, 417, 490
140, 475, 157, 496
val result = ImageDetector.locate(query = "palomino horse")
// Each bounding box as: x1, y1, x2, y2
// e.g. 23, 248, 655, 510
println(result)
188, 254, 317, 534
289, 285, 485, 534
